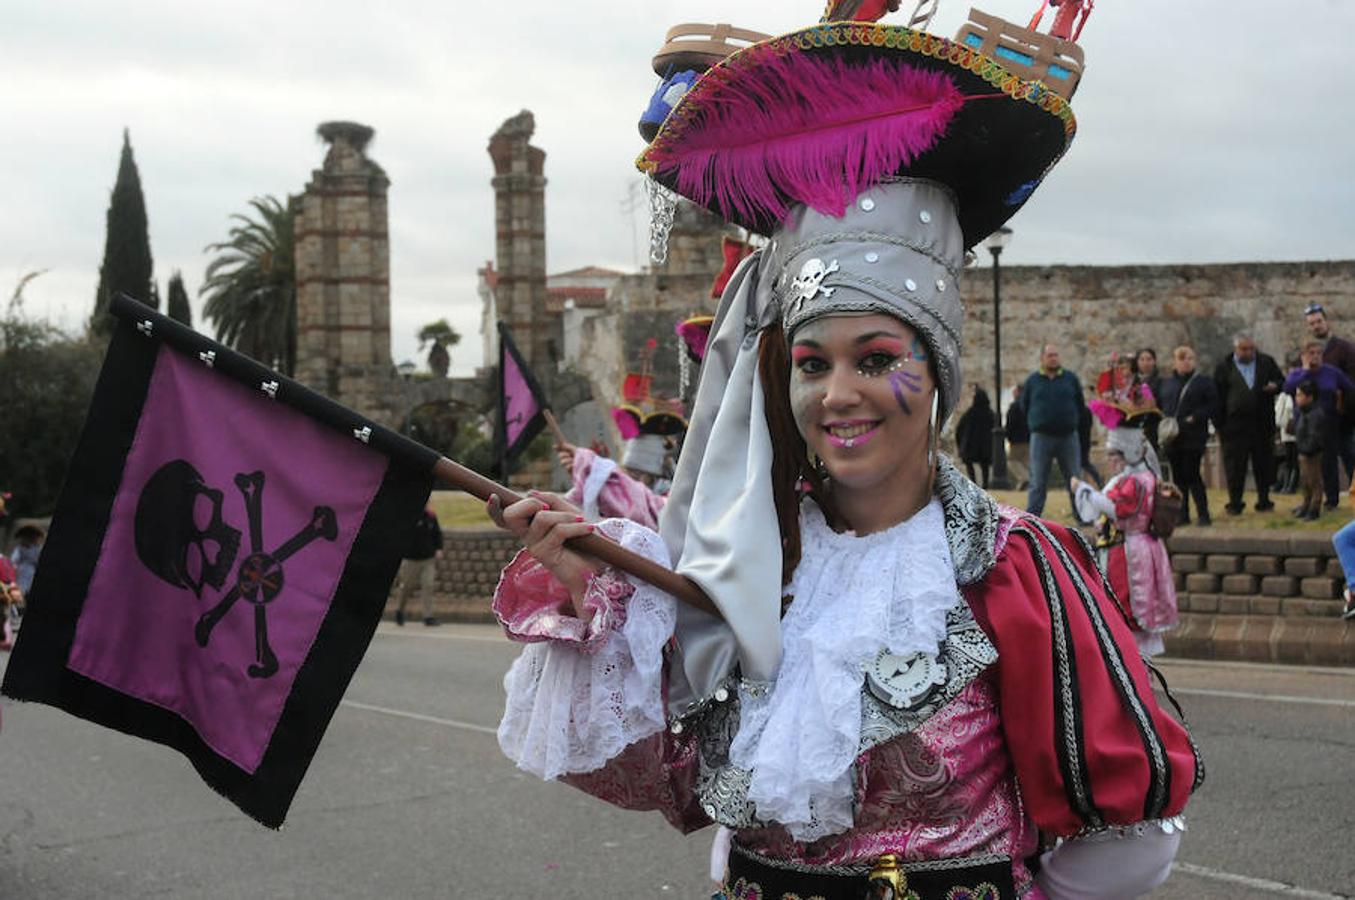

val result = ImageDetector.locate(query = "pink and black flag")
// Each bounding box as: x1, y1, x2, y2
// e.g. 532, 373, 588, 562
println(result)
2, 294, 436, 828
494, 321, 549, 473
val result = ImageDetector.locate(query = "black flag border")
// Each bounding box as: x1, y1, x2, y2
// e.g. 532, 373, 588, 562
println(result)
109, 293, 440, 475
493, 320, 550, 469
1, 299, 434, 828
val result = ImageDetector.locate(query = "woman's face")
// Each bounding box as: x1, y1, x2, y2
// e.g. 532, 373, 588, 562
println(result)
789, 313, 935, 496
1137, 351, 1156, 375
1107, 450, 1126, 476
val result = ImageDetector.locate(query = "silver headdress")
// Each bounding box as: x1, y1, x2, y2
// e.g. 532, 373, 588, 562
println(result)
659, 179, 968, 710
769, 178, 965, 421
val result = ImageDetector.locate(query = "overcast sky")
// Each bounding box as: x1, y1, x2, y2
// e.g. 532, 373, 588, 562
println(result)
3, 0, 1351, 375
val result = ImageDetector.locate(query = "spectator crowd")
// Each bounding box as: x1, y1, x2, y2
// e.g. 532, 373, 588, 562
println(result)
994, 302, 1355, 528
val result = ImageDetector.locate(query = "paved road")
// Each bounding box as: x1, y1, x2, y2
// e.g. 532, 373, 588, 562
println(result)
1, 624, 1351, 898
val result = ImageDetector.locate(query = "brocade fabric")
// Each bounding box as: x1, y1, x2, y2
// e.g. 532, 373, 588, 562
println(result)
494, 465, 1202, 895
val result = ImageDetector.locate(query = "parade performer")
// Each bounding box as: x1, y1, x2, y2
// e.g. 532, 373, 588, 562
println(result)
556, 435, 667, 530
488, 4, 1200, 898
553, 326, 697, 527
1072, 425, 1179, 657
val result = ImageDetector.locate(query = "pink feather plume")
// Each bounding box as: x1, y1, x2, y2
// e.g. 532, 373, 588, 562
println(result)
648, 53, 966, 226
611, 407, 642, 440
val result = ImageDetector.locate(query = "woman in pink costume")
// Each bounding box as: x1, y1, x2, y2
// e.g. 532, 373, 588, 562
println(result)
485, 4, 1200, 898
1073, 427, 1179, 657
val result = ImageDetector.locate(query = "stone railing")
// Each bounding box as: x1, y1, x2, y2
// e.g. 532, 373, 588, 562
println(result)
1164, 530, 1353, 665
384, 529, 518, 624
388, 527, 1355, 667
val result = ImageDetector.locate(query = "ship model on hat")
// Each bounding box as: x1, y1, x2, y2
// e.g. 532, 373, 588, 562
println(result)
644, 0, 1094, 701
637, 0, 1090, 251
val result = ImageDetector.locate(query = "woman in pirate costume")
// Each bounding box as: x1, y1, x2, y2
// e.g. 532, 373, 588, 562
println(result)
1072, 425, 1179, 657
489, 3, 1201, 897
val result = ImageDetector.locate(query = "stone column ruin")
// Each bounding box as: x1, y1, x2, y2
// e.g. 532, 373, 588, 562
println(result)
294, 121, 396, 424
487, 111, 551, 373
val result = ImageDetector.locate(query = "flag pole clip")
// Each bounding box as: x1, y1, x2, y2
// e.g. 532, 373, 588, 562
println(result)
136, 320, 153, 337
198, 351, 216, 368
260, 380, 279, 399
353, 426, 372, 444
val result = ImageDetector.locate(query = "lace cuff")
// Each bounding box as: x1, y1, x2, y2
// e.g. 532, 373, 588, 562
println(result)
497, 518, 678, 780
492, 550, 636, 655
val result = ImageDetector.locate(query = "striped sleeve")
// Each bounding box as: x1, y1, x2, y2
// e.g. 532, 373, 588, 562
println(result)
964, 517, 1204, 838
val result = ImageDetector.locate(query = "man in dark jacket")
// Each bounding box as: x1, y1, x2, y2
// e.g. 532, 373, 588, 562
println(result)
394, 507, 444, 626
1159, 345, 1219, 526
1021, 343, 1084, 516
1284, 340, 1355, 508
1213, 333, 1284, 514
1305, 303, 1355, 484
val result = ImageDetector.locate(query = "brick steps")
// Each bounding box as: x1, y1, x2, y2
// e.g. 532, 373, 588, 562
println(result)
1163, 529, 1352, 665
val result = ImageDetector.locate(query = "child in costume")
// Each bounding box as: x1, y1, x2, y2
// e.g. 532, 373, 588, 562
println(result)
1292, 380, 1326, 521
488, 4, 1200, 898
556, 435, 667, 530
1072, 426, 1178, 657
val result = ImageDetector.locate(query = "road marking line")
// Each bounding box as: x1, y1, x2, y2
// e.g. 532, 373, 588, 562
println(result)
341, 700, 498, 736
374, 628, 506, 644
1171, 688, 1355, 709
1175, 862, 1350, 899
1158, 658, 1355, 678
340, 699, 1355, 898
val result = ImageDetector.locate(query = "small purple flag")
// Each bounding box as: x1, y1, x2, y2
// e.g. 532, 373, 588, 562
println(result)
2, 295, 435, 828
494, 321, 549, 472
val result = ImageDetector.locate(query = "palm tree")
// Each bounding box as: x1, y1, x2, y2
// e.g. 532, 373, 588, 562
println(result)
418, 319, 461, 378
201, 196, 296, 374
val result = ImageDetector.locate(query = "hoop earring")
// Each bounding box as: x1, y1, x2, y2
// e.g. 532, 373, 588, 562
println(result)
808, 450, 829, 481
926, 390, 940, 497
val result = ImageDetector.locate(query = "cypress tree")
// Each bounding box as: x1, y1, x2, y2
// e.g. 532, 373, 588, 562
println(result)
92, 129, 154, 335
166, 271, 192, 327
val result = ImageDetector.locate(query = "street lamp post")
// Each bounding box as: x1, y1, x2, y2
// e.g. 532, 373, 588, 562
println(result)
986, 227, 1014, 490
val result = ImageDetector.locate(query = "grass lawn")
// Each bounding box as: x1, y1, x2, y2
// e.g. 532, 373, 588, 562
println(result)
434, 485, 1353, 534
987, 486, 1352, 533
429, 491, 500, 530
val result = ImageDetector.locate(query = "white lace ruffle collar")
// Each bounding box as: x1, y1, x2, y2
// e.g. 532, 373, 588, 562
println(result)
729, 498, 962, 842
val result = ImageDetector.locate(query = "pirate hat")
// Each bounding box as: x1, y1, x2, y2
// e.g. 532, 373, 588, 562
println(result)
637, 3, 1081, 249
612, 402, 688, 439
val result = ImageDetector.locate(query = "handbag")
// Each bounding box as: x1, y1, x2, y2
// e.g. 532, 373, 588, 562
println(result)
1158, 415, 1180, 446
1159, 375, 1198, 446
1148, 481, 1184, 539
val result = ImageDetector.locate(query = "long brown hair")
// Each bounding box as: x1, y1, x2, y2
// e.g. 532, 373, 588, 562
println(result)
757, 321, 839, 586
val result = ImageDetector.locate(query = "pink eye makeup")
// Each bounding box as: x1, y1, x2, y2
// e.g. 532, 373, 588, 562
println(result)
791, 334, 925, 379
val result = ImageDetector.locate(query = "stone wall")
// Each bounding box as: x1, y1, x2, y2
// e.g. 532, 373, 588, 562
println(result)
384, 529, 518, 623
962, 260, 1355, 399
572, 202, 733, 431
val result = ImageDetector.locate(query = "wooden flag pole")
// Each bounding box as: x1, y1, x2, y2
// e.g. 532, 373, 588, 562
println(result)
430, 456, 721, 619
541, 409, 570, 448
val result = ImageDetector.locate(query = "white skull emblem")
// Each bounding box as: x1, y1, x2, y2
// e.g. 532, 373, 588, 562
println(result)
789, 258, 839, 312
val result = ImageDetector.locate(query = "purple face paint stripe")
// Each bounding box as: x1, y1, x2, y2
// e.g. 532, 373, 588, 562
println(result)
889, 370, 915, 415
